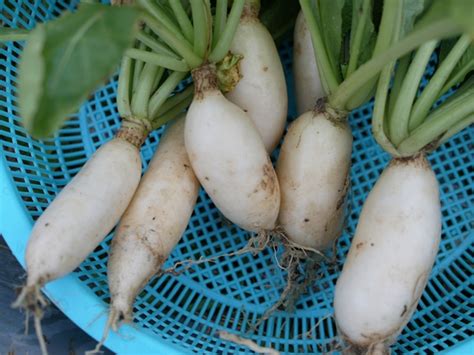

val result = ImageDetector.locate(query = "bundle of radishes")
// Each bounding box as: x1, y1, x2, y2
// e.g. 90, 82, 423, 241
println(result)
2, 0, 473, 354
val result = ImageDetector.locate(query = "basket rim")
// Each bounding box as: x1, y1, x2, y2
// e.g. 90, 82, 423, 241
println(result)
0, 150, 190, 354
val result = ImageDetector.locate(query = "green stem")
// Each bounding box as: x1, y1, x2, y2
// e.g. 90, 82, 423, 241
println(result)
155, 85, 194, 117
440, 63, 473, 96
372, 62, 400, 156
204, 0, 213, 55
213, 0, 228, 48
209, 0, 245, 63
132, 34, 147, 93
328, 19, 460, 110
148, 71, 188, 118
388, 54, 411, 117
151, 67, 166, 98
0, 27, 29, 41
137, 0, 183, 41
169, 0, 194, 43
143, 13, 202, 68
346, 0, 372, 77
136, 30, 180, 58
152, 92, 194, 130
131, 63, 160, 119
117, 56, 133, 118
125, 48, 189, 72
191, 0, 209, 59
345, 0, 403, 109
437, 113, 474, 145
442, 76, 474, 103
389, 40, 438, 145
410, 34, 472, 130
299, 0, 339, 95
397, 88, 474, 156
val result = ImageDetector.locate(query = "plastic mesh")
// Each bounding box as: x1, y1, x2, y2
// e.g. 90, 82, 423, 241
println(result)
1, 1, 473, 354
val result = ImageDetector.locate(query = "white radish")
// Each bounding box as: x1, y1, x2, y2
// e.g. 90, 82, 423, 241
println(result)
19, 131, 142, 295
106, 116, 199, 330
13, 125, 144, 355
334, 154, 441, 352
226, 3, 288, 153
185, 64, 280, 232
293, 11, 325, 115
277, 109, 352, 250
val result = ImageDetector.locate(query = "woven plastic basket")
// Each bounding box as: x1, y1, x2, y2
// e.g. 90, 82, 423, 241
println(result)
1, 1, 473, 354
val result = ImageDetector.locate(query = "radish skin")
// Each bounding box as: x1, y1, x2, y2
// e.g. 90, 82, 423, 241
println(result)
226, 10, 287, 153
277, 111, 352, 250
107, 116, 199, 326
186, 64, 280, 232
293, 11, 324, 115
334, 155, 441, 350
24, 137, 142, 288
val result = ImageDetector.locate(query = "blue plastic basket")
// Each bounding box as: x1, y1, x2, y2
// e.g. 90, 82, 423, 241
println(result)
1, 1, 473, 354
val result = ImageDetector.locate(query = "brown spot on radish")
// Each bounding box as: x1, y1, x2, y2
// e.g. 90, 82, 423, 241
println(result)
183, 164, 190, 169
336, 175, 350, 210
45, 223, 49, 227
294, 42, 302, 55
304, 218, 310, 223
391, 153, 430, 169
263, 66, 268, 72
371, 243, 374, 247
400, 304, 408, 317
152, 217, 156, 221
259, 160, 277, 194
356, 242, 364, 249
296, 131, 303, 149
243, 109, 248, 112
204, 176, 210, 181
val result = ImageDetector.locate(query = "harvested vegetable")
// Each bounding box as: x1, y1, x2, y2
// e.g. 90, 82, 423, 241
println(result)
334, 1, 473, 351
138, 0, 281, 233
334, 155, 441, 352
92, 116, 199, 352
5, 4, 193, 353
273, 0, 472, 314
226, 0, 288, 153
293, 10, 324, 115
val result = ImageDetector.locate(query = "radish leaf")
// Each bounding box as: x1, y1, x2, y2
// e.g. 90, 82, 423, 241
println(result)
442, 43, 474, 92
319, 0, 345, 81
18, 3, 140, 138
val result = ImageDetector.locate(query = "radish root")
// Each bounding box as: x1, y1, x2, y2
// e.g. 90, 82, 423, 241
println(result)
160, 231, 272, 276
252, 236, 326, 330
218, 330, 280, 355
163, 228, 334, 329
12, 284, 49, 355
86, 308, 122, 355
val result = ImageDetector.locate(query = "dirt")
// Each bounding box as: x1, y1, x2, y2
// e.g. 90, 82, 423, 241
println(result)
191, 64, 219, 100
259, 159, 277, 194
390, 153, 431, 169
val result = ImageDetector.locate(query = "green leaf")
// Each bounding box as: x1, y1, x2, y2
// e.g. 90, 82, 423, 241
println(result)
319, 0, 345, 79
400, 0, 427, 38
415, 0, 474, 37
442, 43, 474, 91
18, 3, 140, 138
339, 0, 353, 72
448, 0, 474, 37
345, 0, 376, 77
